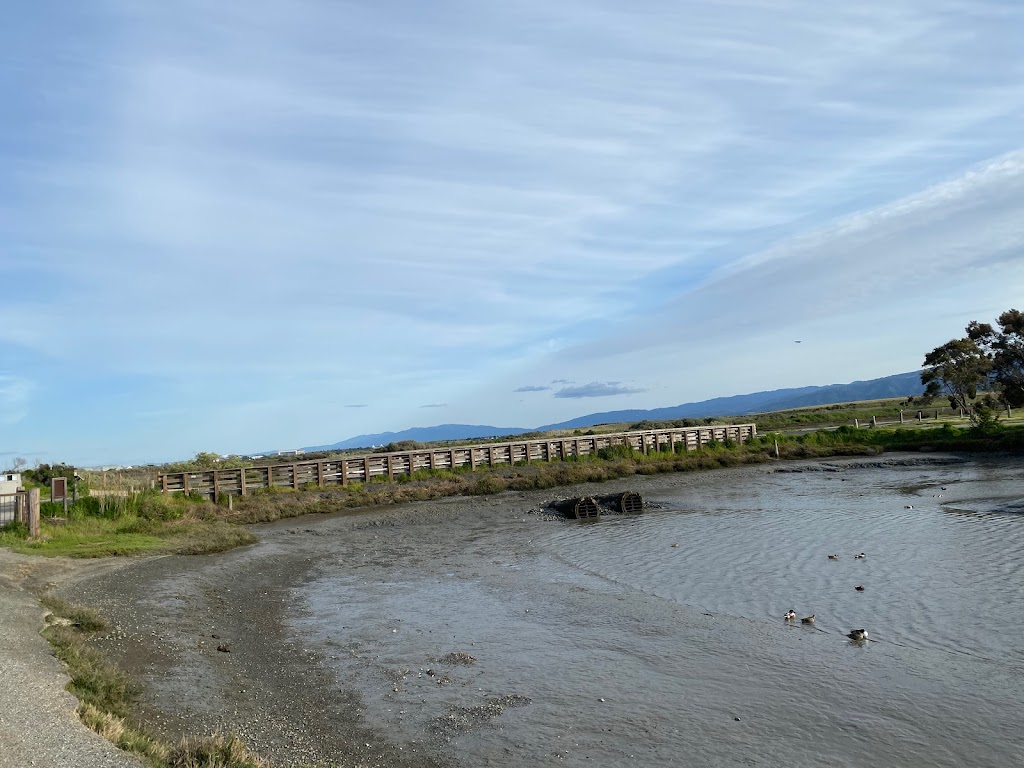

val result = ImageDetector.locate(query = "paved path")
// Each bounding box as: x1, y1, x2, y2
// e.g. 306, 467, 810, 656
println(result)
0, 552, 141, 768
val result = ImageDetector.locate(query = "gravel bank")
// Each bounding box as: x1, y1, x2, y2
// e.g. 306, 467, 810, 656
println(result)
0, 552, 142, 768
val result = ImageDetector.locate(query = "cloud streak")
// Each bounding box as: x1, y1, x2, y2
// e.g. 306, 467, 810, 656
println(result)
554, 382, 646, 399
1, 0, 1022, 463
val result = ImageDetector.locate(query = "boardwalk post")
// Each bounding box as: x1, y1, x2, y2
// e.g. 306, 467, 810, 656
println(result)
240, 467, 246, 496
28, 488, 40, 539
469, 448, 476, 470
317, 462, 324, 488
292, 464, 299, 490
213, 470, 220, 501
363, 457, 371, 482
341, 460, 348, 486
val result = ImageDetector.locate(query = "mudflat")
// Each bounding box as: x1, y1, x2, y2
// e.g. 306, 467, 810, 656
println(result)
54, 474, 684, 767
50, 457, 1024, 767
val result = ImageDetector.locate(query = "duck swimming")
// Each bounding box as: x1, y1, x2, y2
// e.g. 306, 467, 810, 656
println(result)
854, 553, 866, 559
827, 554, 839, 560
785, 609, 797, 621
847, 629, 869, 641
854, 585, 865, 591
801, 615, 816, 624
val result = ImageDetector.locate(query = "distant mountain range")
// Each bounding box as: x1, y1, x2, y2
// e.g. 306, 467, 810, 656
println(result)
304, 371, 923, 451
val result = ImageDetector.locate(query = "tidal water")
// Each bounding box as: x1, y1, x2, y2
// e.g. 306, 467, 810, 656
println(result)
294, 456, 1024, 767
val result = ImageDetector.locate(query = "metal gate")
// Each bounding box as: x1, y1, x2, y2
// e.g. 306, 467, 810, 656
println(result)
0, 492, 23, 528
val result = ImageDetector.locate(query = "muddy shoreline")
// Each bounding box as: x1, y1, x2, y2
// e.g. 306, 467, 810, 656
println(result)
54, 454, 979, 767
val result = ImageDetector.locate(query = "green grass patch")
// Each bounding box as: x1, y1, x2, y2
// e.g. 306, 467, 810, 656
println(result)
2, 513, 256, 558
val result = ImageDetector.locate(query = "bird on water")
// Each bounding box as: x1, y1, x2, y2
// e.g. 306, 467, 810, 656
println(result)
785, 609, 797, 621
854, 585, 865, 591
827, 554, 839, 560
854, 552, 866, 559
847, 629, 869, 642
801, 615, 816, 624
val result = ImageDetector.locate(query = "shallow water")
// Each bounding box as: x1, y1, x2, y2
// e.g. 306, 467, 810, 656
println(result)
294, 456, 1024, 767
545, 457, 1024, 660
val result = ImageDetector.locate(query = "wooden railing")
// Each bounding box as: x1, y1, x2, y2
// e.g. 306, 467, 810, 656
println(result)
157, 424, 757, 497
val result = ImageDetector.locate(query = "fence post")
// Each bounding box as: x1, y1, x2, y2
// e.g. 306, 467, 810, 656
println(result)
16, 492, 26, 525
28, 488, 40, 539
871, 415, 877, 427
854, 418, 859, 429
900, 410, 904, 424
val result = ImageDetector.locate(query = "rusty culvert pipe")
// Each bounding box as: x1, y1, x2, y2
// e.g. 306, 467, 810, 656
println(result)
618, 491, 643, 514
573, 496, 601, 519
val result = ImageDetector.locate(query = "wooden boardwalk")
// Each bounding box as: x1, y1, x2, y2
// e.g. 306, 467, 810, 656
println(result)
157, 424, 757, 497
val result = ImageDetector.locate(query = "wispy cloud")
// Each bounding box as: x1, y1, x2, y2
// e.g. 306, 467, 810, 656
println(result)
0, 376, 33, 426
554, 382, 646, 399
514, 385, 551, 392
345, 404, 369, 408
420, 403, 448, 409
1, 0, 1022, 463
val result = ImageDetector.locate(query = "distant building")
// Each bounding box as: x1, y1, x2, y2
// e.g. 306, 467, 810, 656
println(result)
277, 449, 305, 457
0, 473, 23, 494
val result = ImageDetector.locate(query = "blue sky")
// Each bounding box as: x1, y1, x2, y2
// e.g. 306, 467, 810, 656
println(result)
3, 1, 1024, 467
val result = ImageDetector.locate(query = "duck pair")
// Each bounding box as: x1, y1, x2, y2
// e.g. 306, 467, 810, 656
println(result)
784, 610, 814, 624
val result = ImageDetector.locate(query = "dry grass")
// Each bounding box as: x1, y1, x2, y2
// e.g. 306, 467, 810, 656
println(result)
167, 734, 270, 768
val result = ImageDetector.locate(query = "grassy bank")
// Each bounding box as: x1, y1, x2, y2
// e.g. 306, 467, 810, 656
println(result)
0, 492, 256, 557
39, 595, 270, 768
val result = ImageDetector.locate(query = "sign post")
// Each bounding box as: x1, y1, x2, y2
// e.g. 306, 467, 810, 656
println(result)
51, 477, 68, 515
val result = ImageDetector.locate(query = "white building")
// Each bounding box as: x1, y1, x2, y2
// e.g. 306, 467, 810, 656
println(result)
0, 473, 23, 494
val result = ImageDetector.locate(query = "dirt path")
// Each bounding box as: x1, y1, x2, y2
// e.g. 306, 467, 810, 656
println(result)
0, 551, 142, 768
